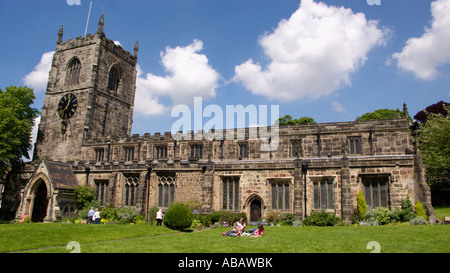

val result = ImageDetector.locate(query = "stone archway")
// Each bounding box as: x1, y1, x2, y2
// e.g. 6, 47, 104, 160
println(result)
245, 194, 265, 225
31, 181, 49, 222
250, 199, 261, 223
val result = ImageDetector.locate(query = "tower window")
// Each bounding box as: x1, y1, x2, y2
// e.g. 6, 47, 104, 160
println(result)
349, 138, 361, 155
66, 58, 81, 86
156, 146, 167, 159
238, 143, 248, 160
124, 147, 134, 162
108, 65, 121, 93
95, 148, 104, 162
190, 144, 203, 159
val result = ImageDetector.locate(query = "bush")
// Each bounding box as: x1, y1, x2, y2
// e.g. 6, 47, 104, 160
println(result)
410, 216, 428, 225
302, 210, 340, 226
163, 203, 193, 230
100, 206, 119, 222
415, 200, 427, 221
191, 213, 211, 229
375, 207, 392, 225
398, 197, 415, 222
283, 214, 296, 226
74, 186, 97, 209
118, 207, 137, 223
360, 210, 379, 226
266, 210, 283, 224
357, 191, 367, 217
132, 214, 145, 224
209, 211, 246, 226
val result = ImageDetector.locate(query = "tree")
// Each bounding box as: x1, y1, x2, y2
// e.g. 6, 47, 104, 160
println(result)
357, 190, 367, 217
276, 115, 316, 126
415, 105, 450, 204
356, 108, 409, 122
74, 185, 97, 209
0, 86, 39, 180
413, 100, 449, 125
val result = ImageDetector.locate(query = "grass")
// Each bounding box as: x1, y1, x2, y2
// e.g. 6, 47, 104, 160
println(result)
434, 206, 450, 222
1, 223, 449, 253
2, 207, 449, 253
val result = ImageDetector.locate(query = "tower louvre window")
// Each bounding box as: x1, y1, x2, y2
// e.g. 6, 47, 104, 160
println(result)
108, 65, 121, 93
66, 58, 81, 86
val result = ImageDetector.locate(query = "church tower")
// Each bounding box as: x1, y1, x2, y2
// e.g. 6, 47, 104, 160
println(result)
33, 15, 138, 162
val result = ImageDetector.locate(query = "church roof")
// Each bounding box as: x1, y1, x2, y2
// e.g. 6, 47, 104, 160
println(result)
44, 160, 79, 189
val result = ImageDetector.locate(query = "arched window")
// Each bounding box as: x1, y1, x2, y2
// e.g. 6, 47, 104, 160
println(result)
66, 58, 81, 85
124, 174, 139, 206
108, 65, 121, 93
157, 175, 176, 208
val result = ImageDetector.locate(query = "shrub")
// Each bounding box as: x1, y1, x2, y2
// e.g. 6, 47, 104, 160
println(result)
397, 197, 415, 222
374, 207, 392, 225
148, 206, 160, 225
414, 200, 427, 221
283, 213, 296, 226
410, 216, 428, 225
163, 203, 193, 230
191, 213, 211, 229
118, 206, 137, 223
100, 206, 119, 222
361, 210, 379, 226
357, 191, 367, 217
302, 210, 340, 226
353, 191, 368, 223
132, 214, 145, 224
185, 200, 202, 212
74, 186, 97, 209
266, 210, 283, 224
209, 211, 246, 226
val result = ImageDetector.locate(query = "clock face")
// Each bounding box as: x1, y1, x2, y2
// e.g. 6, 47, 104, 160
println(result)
57, 93, 78, 120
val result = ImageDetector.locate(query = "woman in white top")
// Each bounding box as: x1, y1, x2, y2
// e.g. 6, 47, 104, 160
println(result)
93, 208, 101, 224
156, 209, 164, 226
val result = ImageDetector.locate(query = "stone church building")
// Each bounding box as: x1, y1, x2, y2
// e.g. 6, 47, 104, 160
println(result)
12, 16, 435, 223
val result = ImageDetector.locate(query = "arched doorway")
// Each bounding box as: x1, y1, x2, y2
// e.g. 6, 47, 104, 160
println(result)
31, 182, 48, 222
250, 199, 262, 223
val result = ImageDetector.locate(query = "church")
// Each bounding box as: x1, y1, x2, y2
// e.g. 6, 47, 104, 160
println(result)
12, 15, 435, 223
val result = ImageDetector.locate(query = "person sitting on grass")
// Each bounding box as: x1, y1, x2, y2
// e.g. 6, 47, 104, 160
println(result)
249, 224, 264, 237
222, 222, 241, 237
236, 218, 246, 234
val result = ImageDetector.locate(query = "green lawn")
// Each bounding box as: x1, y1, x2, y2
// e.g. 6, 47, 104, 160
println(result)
1, 223, 449, 253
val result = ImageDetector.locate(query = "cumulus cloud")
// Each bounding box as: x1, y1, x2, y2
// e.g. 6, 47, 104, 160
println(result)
135, 39, 220, 116
392, 0, 450, 80
23, 51, 55, 92
234, 0, 387, 101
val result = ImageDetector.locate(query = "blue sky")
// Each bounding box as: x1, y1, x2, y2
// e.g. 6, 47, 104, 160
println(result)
0, 0, 449, 137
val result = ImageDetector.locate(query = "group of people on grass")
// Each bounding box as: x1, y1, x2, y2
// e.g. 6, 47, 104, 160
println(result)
221, 218, 264, 237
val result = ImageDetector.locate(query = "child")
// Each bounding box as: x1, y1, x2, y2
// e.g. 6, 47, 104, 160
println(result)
250, 224, 264, 237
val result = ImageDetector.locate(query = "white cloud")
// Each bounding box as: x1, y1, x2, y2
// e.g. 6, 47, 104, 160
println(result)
23, 51, 55, 92
392, 0, 450, 80
332, 101, 346, 113
234, 0, 386, 101
135, 39, 220, 116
